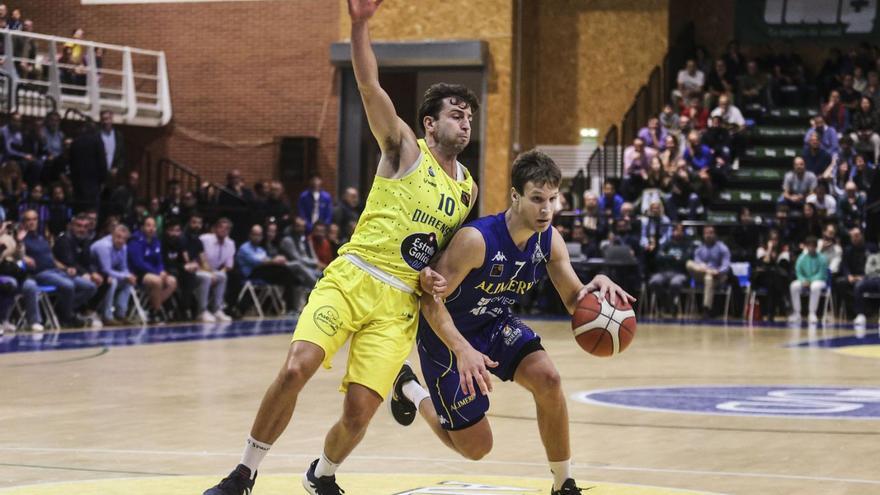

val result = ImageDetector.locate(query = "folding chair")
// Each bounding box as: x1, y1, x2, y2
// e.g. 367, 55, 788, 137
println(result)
128, 285, 149, 325
730, 262, 751, 321
685, 276, 733, 321
237, 279, 286, 318
12, 285, 62, 330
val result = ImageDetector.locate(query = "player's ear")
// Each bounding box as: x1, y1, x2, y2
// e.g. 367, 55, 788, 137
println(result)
510, 187, 518, 204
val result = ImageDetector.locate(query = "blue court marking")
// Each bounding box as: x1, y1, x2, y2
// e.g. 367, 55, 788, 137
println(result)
789, 334, 880, 348
574, 385, 880, 420
0, 318, 297, 355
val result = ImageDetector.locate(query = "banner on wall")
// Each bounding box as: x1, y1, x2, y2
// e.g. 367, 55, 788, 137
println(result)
736, 0, 879, 42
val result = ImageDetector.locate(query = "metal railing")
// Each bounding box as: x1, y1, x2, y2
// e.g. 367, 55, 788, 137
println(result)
0, 29, 171, 126
587, 23, 695, 180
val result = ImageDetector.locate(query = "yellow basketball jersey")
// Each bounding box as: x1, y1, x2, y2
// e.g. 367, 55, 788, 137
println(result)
339, 139, 475, 293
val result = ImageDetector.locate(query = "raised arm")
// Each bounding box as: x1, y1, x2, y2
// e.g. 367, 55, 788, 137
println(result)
349, 0, 418, 176
545, 227, 634, 314
419, 227, 496, 396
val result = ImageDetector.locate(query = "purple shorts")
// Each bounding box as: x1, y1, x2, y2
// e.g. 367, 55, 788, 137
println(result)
417, 315, 543, 431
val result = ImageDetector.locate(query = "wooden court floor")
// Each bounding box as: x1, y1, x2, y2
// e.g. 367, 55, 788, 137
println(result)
0, 318, 878, 495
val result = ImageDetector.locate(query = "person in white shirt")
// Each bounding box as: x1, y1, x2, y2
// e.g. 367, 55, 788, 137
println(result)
673, 59, 705, 103
805, 182, 837, 217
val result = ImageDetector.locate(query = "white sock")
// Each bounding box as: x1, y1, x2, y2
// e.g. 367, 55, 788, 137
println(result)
240, 436, 272, 478
402, 380, 431, 406
549, 459, 571, 490
314, 452, 340, 477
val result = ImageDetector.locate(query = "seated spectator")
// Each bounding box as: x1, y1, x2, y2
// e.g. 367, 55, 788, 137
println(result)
309, 221, 334, 267
682, 97, 709, 130
837, 181, 866, 232
109, 171, 140, 226
622, 137, 657, 200
201, 217, 238, 311
850, 96, 880, 164
821, 90, 849, 133
264, 181, 292, 225
722, 40, 745, 78
22, 209, 96, 327
683, 130, 713, 170
795, 203, 823, 241
657, 134, 681, 174
667, 159, 703, 220
2, 113, 42, 187
188, 214, 231, 322
737, 60, 769, 107
638, 117, 668, 151
47, 184, 73, 238
639, 200, 670, 255
729, 207, 760, 262
297, 174, 333, 231
710, 94, 745, 131
659, 104, 679, 135
827, 135, 857, 180
91, 224, 136, 325
263, 221, 282, 258
702, 116, 732, 163
53, 213, 104, 326
18, 183, 49, 237
788, 236, 828, 324
770, 204, 798, 249
686, 225, 731, 319
0, 221, 38, 332
838, 73, 861, 112
851, 154, 876, 192
39, 112, 66, 183
648, 223, 691, 315
853, 247, 880, 328
806, 182, 837, 218
826, 159, 851, 198
327, 223, 342, 259
643, 156, 671, 196
128, 216, 177, 323
854, 66, 867, 92
864, 71, 880, 107
803, 133, 833, 176
817, 223, 842, 276
280, 216, 322, 291
804, 115, 839, 156
837, 227, 868, 319
580, 191, 607, 239
236, 224, 300, 310
751, 229, 790, 321
598, 181, 624, 219
673, 59, 705, 103
161, 179, 184, 221
705, 58, 736, 109
333, 187, 361, 242
148, 197, 165, 235
781, 157, 817, 209
162, 219, 196, 321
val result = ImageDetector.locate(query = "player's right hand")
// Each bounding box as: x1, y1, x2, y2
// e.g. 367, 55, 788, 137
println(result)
456, 346, 498, 397
348, 0, 383, 22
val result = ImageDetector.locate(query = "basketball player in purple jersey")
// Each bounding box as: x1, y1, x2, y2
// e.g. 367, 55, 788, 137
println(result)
392, 150, 635, 494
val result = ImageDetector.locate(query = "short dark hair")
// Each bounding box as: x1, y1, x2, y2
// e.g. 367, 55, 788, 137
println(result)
417, 83, 480, 133
510, 150, 561, 194
804, 235, 818, 246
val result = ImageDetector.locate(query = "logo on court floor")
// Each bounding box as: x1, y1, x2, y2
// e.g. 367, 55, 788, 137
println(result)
313, 306, 341, 336
574, 386, 880, 419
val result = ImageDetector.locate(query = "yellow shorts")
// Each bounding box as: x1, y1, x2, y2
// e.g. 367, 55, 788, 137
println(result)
292, 256, 418, 400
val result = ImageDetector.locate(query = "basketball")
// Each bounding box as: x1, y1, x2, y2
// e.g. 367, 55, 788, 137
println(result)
572, 291, 637, 357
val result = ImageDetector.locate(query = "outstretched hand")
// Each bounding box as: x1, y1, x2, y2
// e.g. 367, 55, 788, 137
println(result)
348, 0, 383, 23
420, 266, 448, 302
580, 274, 636, 307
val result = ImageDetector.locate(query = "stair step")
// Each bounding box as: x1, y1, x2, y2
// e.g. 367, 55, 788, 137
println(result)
716, 189, 779, 204
744, 145, 801, 162
749, 126, 808, 143
762, 107, 818, 124
731, 168, 785, 181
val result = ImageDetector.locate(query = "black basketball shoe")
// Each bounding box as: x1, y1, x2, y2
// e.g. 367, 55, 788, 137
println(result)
389, 361, 419, 426
302, 458, 345, 494
203, 464, 255, 495
551, 478, 591, 494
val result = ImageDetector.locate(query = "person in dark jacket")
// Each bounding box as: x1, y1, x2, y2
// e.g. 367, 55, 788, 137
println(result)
834, 227, 869, 319
128, 216, 177, 322
53, 213, 104, 323
648, 223, 692, 315
68, 122, 107, 212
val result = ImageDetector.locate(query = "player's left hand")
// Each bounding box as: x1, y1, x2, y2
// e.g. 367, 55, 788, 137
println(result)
419, 266, 448, 302
581, 274, 636, 307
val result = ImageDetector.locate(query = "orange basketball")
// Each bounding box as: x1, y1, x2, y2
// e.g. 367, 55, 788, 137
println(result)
572, 291, 637, 357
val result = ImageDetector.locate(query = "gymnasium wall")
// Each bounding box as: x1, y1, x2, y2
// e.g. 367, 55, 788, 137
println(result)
518, 0, 670, 148
26, 0, 340, 196
339, 0, 515, 214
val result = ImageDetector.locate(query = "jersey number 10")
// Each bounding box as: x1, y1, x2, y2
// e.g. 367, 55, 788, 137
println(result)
437, 193, 456, 216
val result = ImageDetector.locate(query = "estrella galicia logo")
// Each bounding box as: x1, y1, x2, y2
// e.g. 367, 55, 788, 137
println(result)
573, 386, 880, 419
400, 232, 437, 271
313, 305, 341, 336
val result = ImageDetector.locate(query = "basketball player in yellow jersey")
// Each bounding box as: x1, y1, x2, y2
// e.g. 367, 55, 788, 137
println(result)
203, 1, 477, 495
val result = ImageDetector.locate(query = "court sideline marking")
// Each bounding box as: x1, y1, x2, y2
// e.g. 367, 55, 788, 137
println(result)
0, 446, 877, 486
